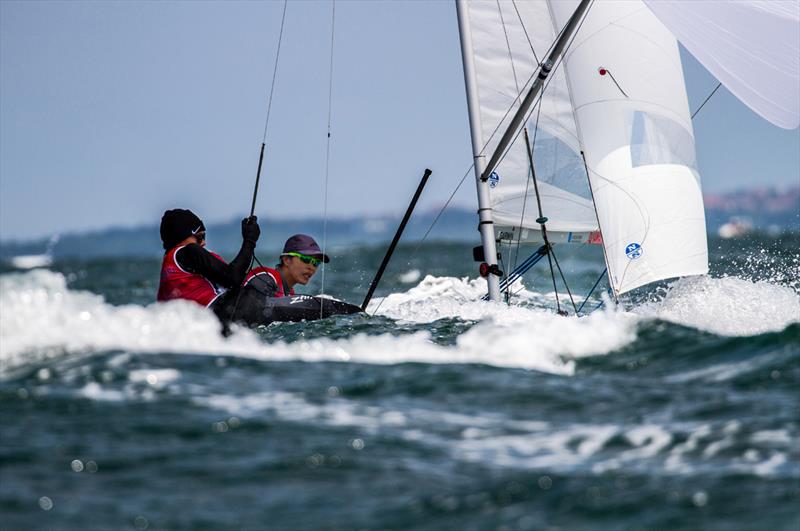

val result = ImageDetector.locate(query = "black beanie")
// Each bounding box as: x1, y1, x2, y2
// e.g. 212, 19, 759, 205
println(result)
160, 209, 205, 250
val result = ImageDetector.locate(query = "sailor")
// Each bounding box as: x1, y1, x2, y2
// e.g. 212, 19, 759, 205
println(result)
157, 208, 261, 308
242, 234, 330, 297
219, 234, 332, 327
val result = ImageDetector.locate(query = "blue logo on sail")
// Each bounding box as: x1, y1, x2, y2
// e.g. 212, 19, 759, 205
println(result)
488, 171, 500, 188
625, 242, 643, 260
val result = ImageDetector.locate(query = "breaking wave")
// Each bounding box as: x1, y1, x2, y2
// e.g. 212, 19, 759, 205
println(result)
2, 268, 797, 378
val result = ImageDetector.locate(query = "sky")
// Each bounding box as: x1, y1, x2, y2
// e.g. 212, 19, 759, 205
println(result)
1, 0, 798, 241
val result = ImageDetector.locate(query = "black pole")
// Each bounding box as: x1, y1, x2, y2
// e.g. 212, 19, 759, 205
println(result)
249, 143, 266, 218
361, 168, 432, 311
222, 142, 266, 337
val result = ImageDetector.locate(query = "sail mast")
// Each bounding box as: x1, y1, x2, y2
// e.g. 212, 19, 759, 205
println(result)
456, 0, 501, 301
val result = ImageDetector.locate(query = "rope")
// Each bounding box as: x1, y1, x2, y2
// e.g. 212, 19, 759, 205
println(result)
409, 164, 473, 256
577, 268, 606, 314
319, 0, 336, 316
549, 245, 578, 313
691, 82, 722, 120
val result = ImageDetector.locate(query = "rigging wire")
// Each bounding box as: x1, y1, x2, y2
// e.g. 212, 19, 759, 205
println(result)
497, 0, 523, 96
691, 82, 722, 120
577, 268, 606, 314
511, 102, 542, 278
548, 242, 579, 313
410, 164, 474, 257
510, 0, 539, 65
522, 127, 563, 314
319, 0, 337, 315
261, 0, 289, 143
227, 0, 289, 330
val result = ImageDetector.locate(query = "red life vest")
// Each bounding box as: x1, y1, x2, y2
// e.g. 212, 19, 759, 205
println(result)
157, 245, 227, 307
243, 266, 295, 297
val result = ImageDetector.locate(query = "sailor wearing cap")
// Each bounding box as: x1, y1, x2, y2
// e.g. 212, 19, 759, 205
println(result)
242, 234, 330, 298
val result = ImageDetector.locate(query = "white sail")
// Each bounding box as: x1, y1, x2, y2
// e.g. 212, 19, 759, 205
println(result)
461, 0, 599, 237
462, 0, 707, 296
643, 0, 800, 130
548, 0, 707, 295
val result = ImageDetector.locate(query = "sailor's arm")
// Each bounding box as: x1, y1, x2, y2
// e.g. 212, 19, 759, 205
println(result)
176, 217, 260, 288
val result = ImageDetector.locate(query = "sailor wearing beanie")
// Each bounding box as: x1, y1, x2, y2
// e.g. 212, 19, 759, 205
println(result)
157, 209, 260, 307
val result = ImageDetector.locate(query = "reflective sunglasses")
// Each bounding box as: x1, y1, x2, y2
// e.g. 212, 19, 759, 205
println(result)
285, 251, 321, 267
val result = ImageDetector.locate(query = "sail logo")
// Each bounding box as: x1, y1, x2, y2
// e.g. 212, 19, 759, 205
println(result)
488, 171, 500, 188
625, 242, 643, 260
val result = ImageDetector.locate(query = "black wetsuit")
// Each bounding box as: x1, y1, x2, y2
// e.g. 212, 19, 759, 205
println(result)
173, 241, 255, 290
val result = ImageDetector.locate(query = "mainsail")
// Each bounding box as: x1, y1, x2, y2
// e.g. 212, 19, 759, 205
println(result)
459, 0, 708, 296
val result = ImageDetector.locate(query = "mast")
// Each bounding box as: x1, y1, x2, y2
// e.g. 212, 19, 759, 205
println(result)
456, 0, 501, 301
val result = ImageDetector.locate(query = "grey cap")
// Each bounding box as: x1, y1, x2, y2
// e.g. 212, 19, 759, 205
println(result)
282, 234, 330, 263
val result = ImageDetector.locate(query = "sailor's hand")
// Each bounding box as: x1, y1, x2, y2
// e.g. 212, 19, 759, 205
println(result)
242, 216, 260, 244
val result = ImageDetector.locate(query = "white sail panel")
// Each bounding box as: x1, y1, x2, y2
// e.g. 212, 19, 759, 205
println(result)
644, 0, 800, 130
548, 0, 708, 295
463, 0, 598, 234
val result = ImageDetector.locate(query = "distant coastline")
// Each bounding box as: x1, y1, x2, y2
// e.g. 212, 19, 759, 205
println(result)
2, 187, 797, 260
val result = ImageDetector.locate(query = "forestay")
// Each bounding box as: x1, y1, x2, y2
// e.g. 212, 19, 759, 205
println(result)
462, 0, 707, 296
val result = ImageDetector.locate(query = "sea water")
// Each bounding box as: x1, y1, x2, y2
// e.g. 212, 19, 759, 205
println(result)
1, 236, 798, 530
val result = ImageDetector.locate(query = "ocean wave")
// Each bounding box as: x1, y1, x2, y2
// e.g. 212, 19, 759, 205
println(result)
3, 268, 797, 381
1, 270, 636, 377
189, 388, 797, 479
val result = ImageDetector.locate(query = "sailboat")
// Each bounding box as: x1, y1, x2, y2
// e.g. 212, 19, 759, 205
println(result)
454, 0, 799, 306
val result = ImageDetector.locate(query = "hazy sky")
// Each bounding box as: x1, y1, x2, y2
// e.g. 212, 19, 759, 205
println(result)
2, 0, 798, 241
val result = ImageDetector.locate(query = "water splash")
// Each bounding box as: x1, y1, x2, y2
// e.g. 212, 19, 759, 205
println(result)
1, 270, 636, 377
632, 275, 800, 336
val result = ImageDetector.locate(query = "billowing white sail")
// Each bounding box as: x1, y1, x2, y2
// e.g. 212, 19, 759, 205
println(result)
644, 0, 800, 130
548, 0, 707, 295
461, 0, 708, 296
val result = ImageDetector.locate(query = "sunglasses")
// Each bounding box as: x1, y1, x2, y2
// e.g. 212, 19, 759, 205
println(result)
284, 252, 321, 267
194, 231, 206, 242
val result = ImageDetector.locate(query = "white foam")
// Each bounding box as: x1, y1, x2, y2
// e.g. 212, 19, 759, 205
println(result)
398, 269, 421, 284
633, 275, 800, 336
0, 269, 266, 374
9, 254, 53, 270
0, 270, 638, 377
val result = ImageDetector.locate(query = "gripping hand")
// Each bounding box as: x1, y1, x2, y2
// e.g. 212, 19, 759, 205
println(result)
241, 216, 261, 244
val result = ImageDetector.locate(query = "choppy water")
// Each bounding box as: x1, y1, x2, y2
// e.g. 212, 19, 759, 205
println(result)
1, 236, 799, 530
